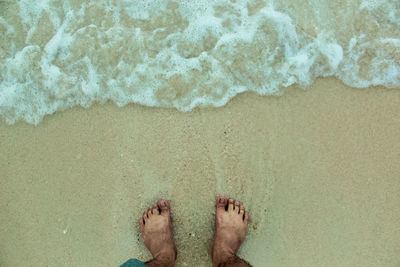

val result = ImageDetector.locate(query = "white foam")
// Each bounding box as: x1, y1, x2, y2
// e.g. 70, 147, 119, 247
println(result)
0, 0, 399, 124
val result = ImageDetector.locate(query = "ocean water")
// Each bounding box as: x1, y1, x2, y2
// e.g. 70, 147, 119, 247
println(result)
0, 0, 399, 125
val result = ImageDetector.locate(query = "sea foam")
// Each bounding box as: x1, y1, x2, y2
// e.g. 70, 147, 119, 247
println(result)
0, 0, 399, 124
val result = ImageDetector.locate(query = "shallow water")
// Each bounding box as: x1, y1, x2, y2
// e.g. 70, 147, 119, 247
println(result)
0, 0, 399, 124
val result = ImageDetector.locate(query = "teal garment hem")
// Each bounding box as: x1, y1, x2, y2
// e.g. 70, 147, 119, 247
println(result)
120, 259, 146, 267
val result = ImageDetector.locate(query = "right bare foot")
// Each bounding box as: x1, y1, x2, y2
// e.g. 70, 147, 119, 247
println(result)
212, 196, 249, 266
138, 200, 177, 266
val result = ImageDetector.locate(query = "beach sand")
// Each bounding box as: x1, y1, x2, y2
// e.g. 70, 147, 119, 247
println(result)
1, 78, 399, 266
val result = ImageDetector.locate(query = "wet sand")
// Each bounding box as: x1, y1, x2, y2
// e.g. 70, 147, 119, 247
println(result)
1, 78, 399, 266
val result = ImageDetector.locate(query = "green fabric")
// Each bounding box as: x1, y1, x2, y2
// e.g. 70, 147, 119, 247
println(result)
120, 259, 147, 267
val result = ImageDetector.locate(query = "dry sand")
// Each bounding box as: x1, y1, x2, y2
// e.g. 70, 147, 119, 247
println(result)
1, 78, 399, 266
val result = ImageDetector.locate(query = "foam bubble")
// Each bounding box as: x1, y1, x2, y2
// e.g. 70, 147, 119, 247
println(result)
0, 0, 399, 124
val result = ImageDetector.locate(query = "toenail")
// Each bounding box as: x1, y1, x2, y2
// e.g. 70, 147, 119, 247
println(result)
219, 198, 225, 204
161, 201, 166, 207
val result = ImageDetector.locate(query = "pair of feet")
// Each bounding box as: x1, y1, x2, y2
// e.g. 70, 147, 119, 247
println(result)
138, 196, 250, 266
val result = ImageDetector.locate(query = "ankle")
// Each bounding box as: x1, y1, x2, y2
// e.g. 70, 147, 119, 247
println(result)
213, 255, 238, 267
213, 255, 251, 267
212, 245, 235, 266
155, 256, 175, 266
147, 256, 175, 267
152, 248, 176, 266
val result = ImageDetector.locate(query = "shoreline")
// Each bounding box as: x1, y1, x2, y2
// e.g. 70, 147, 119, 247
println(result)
1, 77, 400, 266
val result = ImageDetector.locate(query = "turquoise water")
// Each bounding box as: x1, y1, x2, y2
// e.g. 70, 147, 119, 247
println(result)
0, 0, 399, 124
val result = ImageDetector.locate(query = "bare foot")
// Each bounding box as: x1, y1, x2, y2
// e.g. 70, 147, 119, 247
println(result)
212, 196, 249, 266
138, 200, 177, 266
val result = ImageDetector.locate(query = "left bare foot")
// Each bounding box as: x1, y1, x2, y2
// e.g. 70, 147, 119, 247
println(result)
138, 200, 177, 266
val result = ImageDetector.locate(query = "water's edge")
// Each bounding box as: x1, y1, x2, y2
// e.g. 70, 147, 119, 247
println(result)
1, 0, 399, 124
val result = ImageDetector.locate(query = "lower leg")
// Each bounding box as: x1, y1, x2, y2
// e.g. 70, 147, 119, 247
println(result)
216, 255, 251, 267
145, 258, 175, 267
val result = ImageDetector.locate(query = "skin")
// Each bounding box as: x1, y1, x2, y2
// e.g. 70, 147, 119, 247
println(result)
138, 197, 250, 267
138, 200, 177, 267
212, 196, 250, 267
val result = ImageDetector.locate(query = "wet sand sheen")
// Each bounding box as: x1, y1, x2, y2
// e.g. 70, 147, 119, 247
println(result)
0, 78, 400, 266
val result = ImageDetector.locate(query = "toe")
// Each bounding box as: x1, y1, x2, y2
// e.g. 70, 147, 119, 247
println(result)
239, 205, 245, 215
216, 196, 228, 210
142, 211, 147, 222
138, 216, 144, 229
228, 198, 235, 212
138, 215, 144, 225
157, 200, 170, 215
147, 208, 152, 217
244, 212, 250, 222
235, 200, 240, 213
152, 205, 159, 215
